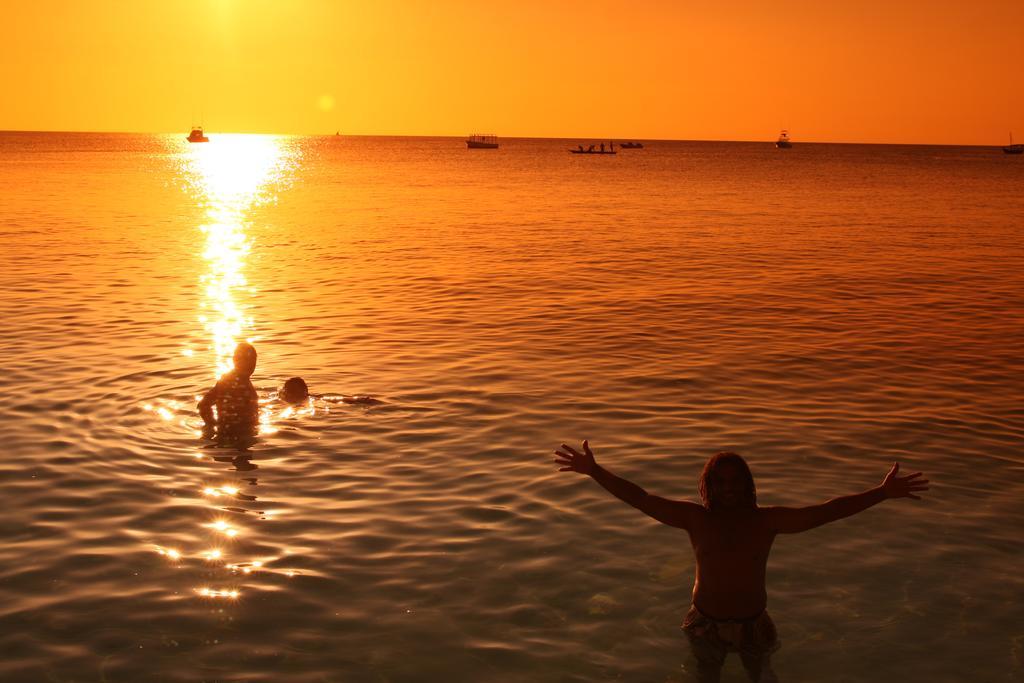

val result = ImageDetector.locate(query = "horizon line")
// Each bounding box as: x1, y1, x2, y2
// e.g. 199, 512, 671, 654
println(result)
0, 128, 1015, 148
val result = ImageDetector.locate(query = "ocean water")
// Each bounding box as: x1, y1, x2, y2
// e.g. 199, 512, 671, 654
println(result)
0, 132, 1022, 682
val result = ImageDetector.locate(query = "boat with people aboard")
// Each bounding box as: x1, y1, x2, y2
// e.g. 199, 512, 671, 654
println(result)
571, 141, 617, 154
619, 141, 644, 149
775, 130, 792, 148
466, 134, 498, 149
1003, 132, 1023, 155
187, 126, 209, 143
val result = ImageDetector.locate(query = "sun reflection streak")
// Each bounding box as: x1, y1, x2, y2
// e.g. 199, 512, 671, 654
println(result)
200, 217, 251, 377
157, 136, 302, 604
180, 135, 295, 377
197, 587, 240, 599
209, 519, 240, 537
155, 546, 182, 561
202, 484, 243, 498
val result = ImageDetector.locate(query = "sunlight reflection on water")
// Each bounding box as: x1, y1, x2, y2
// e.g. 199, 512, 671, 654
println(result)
154, 135, 305, 601
180, 134, 296, 377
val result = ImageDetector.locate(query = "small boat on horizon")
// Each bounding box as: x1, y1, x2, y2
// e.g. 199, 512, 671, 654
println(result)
619, 141, 644, 149
466, 134, 498, 149
571, 142, 617, 155
1003, 132, 1023, 155
187, 126, 209, 143
775, 130, 792, 149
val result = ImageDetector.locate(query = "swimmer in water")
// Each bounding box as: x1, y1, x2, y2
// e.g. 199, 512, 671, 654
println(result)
340, 394, 380, 405
279, 377, 380, 406
553, 442, 929, 682
279, 377, 309, 404
198, 343, 260, 445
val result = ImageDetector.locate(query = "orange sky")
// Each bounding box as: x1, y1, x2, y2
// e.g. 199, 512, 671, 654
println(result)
1, 0, 1022, 144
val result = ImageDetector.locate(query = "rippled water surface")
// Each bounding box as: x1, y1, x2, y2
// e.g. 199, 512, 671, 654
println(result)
1, 132, 1022, 682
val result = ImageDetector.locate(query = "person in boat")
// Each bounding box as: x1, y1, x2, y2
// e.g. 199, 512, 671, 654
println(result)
578, 144, 584, 152
279, 377, 309, 404
588, 144, 595, 152
600, 143, 605, 152
198, 342, 260, 445
552, 441, 929, 682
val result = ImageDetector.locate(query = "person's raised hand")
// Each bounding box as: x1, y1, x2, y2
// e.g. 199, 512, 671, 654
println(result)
554, 440, 596, 476
881, 462, 930, 500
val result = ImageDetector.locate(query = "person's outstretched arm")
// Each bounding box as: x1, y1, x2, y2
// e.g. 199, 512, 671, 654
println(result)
764, 463, 929, 534
554, 440, 701, 530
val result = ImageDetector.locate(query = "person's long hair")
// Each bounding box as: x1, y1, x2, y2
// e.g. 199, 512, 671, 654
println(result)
698, 452, 757, 510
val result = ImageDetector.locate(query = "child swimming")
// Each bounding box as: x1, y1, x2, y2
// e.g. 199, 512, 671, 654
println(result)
553, 441, 929, 682
198, 342, 260, 444
279, 377, 309, 404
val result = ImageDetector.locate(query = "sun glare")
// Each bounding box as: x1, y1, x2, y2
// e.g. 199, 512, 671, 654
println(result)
181, 135, 295, 377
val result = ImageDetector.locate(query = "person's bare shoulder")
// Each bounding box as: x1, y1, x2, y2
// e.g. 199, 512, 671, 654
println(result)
643, 496, 705, 530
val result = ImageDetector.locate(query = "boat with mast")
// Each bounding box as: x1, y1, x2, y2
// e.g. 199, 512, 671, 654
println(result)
466, 134, 498, 149
1004, 132, 1023, 155
186, 126, 208, 143
775, 130, 792, 149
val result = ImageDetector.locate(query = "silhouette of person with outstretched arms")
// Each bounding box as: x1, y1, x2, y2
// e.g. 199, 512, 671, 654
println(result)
553, 441, 929, 682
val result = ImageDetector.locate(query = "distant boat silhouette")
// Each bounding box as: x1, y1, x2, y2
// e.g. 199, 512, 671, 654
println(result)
187, 126, 209, 143
571, 142, 617, 155
466, 134, 498, 149
335, 130, 341, 137
775, 130, 792, 149
1004, 132, 1023, 155
619, 141, 644, 149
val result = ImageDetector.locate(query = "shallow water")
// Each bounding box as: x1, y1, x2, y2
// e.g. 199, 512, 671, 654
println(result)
1, 132, 1022, 682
